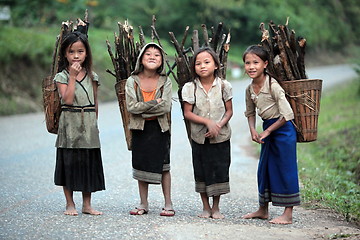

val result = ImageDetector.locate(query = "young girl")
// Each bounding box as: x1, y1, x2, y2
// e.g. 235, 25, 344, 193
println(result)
125, 42, 174, 217
242, 45, 300, 224
182, 47, 233, 219
54, 32, 105, 216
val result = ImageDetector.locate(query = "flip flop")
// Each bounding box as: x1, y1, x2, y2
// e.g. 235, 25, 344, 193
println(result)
129, 207, 148, 215
160, 208, 175, 217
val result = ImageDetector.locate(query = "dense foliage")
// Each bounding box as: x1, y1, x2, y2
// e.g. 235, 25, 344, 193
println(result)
298, 79, 360, 223
1, 0, 359, 115
6, 0, 360, 50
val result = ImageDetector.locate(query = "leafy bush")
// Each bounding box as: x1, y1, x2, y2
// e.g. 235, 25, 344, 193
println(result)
298, 79, 360, 223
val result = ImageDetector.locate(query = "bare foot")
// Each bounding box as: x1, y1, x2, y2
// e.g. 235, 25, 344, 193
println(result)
82, 207, 103, 215
211, 210, 225, 219
242, 209, 268, 219
269, 214, 292, 224
64, 205, 78, 216
198, 210, 212, 218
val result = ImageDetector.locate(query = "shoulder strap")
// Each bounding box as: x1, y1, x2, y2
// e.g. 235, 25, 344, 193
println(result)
268, 76, 276, 100
192, 79, 225, 103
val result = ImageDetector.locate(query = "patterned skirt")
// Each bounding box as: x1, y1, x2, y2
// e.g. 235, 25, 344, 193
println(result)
191, 139, 231, 197
258, 118, 300, 207
54, 148, 105, 192
131, 120, 171, 184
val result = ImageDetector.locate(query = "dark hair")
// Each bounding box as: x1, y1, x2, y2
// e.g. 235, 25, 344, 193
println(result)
138, 43, 164, 74
242, 45, 268, 63
58, 31, 93, 79
191, 47, 221, 79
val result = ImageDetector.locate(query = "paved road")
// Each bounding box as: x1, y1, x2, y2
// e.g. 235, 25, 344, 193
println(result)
0, 64, 359, 239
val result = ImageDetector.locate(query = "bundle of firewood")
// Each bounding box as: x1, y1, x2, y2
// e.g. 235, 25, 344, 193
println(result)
259, 17, 307, 81
169, 22, 231, 88
106, 16, 175, 150
42, 10, 90, 134
168, 23, 231, 141
259, 18, 324, 143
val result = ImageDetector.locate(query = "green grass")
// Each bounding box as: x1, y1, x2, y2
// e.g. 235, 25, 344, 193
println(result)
298, 78, 360, 223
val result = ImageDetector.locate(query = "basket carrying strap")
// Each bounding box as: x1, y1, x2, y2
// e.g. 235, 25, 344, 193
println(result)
192, 80, 225, 107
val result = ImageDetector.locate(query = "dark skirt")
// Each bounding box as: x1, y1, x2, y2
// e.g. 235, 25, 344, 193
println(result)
54, 148, 105, 192
258, 118, 300, 207
191, 139, 231, 197
131, 120, 170, 184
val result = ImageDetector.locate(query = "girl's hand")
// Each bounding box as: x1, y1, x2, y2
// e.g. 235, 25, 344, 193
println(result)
156, 98, 162, 103
69, 62, 82, 79
205, 119, 221, 138
250, 129, 261, 144
258, 129, 271, 144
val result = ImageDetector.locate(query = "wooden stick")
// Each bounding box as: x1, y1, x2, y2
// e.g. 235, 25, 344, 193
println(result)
279, 25, 300, 79
138, 26, 146, 48
151, 15, 156, 41
192, 30, 199, 52
212, 22, 223, 52
276, 33, 294, 80
106, 39, 120, 80
180, 26, 190, 51
201, 24, 210, 47
51, 35, 60, 76
297, 37, 307, 79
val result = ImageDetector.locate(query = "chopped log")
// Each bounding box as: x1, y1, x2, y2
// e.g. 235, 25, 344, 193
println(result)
276, 33, 294, 80
217, 33, 226, 56
259, 23, 277, 79
279, 25, 300, 79
138, 26, 146, 48
289, 30, 297, 56
212, 22, 223, 53
76, 18, 88, 35
180, 26, 190, 50
169, 32, 191, 85
192, 30, 200, 52
151, 15, 156, 41
106, 39, 119, 79
273, 54, 287, 81
219, 32, 230, 79
201, 24, 210, 47
297, 37, 307, 79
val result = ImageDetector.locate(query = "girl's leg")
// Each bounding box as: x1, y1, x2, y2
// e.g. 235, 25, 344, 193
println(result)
138, 180, 149, 210
198, 192, 212, 218
63, 187, 78, 216
130, 180, 149, 215
269, 206, 293, 224
160, 171, 174, 215
211, 196, 224, 219
242, 202, 269, 219
82, 192, 103, 215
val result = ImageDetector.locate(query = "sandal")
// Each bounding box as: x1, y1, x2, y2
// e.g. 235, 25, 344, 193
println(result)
130, 207, 148, 215
160, 208, 175, 217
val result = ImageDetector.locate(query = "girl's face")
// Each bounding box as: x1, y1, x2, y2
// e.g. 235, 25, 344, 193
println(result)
141, 47, 162, 71
244, 53, 268, 80
65, 40, 87, 67
195, 51, 218, 79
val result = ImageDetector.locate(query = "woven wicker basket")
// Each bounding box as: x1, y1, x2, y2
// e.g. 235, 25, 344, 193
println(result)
280, 79, 322, 142
115, 79, 132, 150
42, 75, 61, 134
